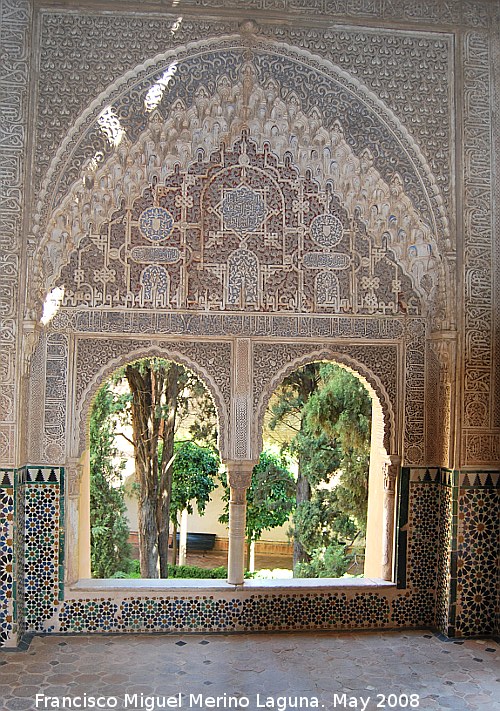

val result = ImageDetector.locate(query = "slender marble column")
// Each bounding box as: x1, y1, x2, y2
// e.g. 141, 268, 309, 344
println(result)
66, 454, 87, 583
226, 461, 255, 585
381, 455, 401, 581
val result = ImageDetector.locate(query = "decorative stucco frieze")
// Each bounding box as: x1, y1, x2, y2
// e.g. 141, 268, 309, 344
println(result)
50, 310, 407, 340
461, 31, 497, 466
0, 0, 31, 466
193, 0, 490, 28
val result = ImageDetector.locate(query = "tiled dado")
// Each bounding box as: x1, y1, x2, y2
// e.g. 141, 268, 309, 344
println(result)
0, 466, 64, 648
396, 468, 441, 594
0, 470, 15, 646
455, 471, 499, 637
38, 464, 442, 636
1, 464, 498, 644
404, 468, 500, 638
20, 466, 65, 634
57, 587, 432, 634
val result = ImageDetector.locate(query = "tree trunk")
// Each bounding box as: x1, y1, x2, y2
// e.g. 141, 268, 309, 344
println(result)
172, 520, 178, 565
293, 366, 317, 570
179, 508, 188, 566
293, 471, 312, 568
245, 538, 251, 572
138, 495, 159, 577
158, 363, 181, 577
126, 364, 161, 578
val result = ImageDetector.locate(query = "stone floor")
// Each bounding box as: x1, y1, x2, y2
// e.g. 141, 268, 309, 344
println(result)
0, 630, 498, 711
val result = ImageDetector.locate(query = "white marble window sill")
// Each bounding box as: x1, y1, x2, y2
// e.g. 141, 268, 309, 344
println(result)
69, 577, 395, 594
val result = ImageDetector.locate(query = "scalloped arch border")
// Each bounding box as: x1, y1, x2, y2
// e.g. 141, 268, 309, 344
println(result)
74, 343, 230, 459
33, 34, 448, 270
254, 347, 395, 456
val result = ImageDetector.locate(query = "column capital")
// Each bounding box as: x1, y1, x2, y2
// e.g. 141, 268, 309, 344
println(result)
224, 459, 258, 491
383, 454, 401, 493
67, 456, 84, 498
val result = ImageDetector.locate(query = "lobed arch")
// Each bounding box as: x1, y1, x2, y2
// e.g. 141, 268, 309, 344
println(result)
253, 347, 396, 458
33, 36, 447, 231
73, 342, 230, 463
29, 34, 452, 323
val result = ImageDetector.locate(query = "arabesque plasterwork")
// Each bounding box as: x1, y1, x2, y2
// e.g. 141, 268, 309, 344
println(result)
32, 37, 452, 329
50, 132, 436, 318
0, 0, 31, 467
460, 31, 499, 464
19, 14, 495, 471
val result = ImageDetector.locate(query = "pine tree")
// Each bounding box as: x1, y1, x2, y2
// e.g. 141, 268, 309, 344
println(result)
305, 364, 371, 532
267, 363, 371, 576
268, 363, 333, 566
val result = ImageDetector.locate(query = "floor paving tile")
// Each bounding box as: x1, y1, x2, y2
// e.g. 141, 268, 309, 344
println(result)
1, 630, 498, 711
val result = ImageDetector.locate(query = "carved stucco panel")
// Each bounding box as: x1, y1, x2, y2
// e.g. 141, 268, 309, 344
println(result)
403, 319, 426, 466
43, 334, 69, 463
494, 4, 500, 435
27, 333, 46, 463
462, 432, 500, 467
461, 31, 497, 466
425, 336, 455, 468
16, 3, 499, 472
49, 132, 434, 319
232, 338, 252, 460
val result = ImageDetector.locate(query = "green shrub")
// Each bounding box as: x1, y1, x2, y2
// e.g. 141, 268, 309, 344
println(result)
111, 560, 227, 579
168, 564, 227, 579
295, 543, 352, 578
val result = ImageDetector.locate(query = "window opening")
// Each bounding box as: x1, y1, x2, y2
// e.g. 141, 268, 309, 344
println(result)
261, 361, 385, 580
88, 357, 224, 581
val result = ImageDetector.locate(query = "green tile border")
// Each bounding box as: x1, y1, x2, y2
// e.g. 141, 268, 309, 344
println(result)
395, 467, 409, 589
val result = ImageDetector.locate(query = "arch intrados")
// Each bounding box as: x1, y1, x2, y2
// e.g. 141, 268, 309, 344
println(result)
34, 34, 445, 255
255, 349, 395, 455
76, 345, 228, 458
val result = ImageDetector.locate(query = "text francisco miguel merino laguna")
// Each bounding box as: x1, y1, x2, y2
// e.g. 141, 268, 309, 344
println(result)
34, 694, 322, 710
